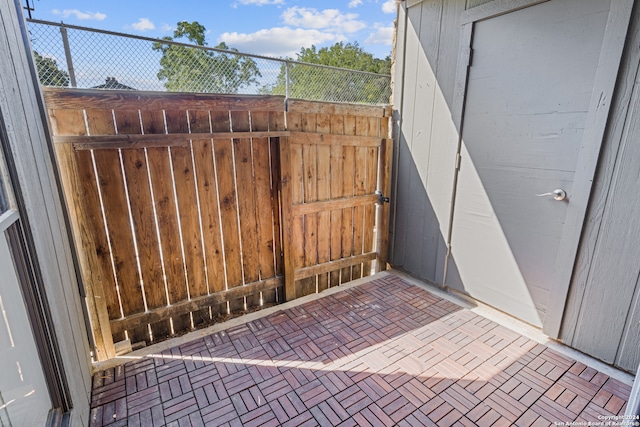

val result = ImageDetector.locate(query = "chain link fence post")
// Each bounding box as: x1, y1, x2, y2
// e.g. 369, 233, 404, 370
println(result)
285, 60, 290, 101
59, 24, 77, 87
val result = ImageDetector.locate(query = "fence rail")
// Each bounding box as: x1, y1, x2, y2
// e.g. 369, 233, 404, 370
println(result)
44, 88, 392, 360
28, 19, 392, 105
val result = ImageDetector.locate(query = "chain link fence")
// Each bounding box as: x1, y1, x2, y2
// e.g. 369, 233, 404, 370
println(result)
27, 19, 391, 105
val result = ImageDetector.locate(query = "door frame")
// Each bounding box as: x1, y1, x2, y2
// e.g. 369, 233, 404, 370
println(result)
0, 110, 72, 415
445, 0, 634, 337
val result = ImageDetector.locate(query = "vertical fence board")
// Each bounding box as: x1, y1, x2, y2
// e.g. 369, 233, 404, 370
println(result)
253, 137, 277, 280
86, 109, 148, 343
316, 113, 331, 291
117, 110, 170, 339
279, 136, 295, 301
166, 110, 206, 329
93, 149, 146, 341
302, 142, 318, 297
214, 139, 243, 292
232, 110, 260, 309
253, 111, 279, 304
352, 146, 368, 280
377, 136, 393, 271
270, 137, 283, 280
363, 147, 378, 275
50, 108, 116, 359
234, 139, 260, 281
140, 110, 189, 337
329, 115, 344, 287
341, 145, 356, 284
189, 110, 225, 310
290, 143, 305, 276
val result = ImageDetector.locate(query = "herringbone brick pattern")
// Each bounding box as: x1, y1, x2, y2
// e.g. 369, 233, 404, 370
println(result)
90, 275, 631, 426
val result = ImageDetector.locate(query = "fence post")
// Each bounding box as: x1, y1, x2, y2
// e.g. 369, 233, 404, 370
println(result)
278, 136, 296, 301
285, 61, 290, 101
375, 107, 394, 272
59, 24, 77, 87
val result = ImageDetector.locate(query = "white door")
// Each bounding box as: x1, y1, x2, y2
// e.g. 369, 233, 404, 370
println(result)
0, 155, 52, 425
446, 0, 611, 327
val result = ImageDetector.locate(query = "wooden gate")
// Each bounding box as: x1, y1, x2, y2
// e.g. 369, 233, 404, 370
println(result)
281, 100, 392, 300
43, 88, 391, 360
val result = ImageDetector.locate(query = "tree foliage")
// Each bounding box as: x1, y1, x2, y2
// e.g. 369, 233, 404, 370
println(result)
34, 51, 69, 87
153, 21, 261, 93
265, 42, 391, 104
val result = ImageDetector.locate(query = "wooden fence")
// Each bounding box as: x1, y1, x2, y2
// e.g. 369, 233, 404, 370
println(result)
43, 88, 392, 360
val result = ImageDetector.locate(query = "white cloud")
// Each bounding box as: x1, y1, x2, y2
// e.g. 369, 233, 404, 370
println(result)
237, 0, 284, 4
382, 0, 396, 14
220, 27, 343, 58
282, 7, 365, 33
161, 23, 174, 33
365, 23, 394, 45
52, 9, 106, 21
131, 18, 155, 31
348, 0, 363, 7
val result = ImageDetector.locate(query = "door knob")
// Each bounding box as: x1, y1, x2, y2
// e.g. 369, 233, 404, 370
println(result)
536, 189, 566, 201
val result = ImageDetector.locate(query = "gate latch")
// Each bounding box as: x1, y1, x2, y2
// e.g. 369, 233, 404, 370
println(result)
376, 191, 390, 204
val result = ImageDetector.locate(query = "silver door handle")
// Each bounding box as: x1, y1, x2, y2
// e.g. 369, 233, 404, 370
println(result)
536, 189, 566, 201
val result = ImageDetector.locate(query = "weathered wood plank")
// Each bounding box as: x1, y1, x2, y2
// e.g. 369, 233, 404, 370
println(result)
231, 109, 261, 308
212, 124, 243, 293
329, 114, 344, 287
278, 136, 296, 301
378, 136, 393, 271
352, 146, 368, 280
51, 107, 116, 358
315, 113, 332, 291
363, 147, 378, 275
85, 110, 148, 340
287, 98, 387, 117
189, 110, 225, 300
316, 144, 331, 292
110, 276, 283, 335
253, 137, 277, 280
42, 87, 285, 111
292, 194, 378, 216
294, 253, 377, 281
253, 108, 279, 303
166, 110, 207, 329
341, 144, 356, 284
92, 150, 146, 330
290, 133, 382, 149
290, 143, 305, 277
56, 131, 290, 148
301, 141, 318, 297
117, 109, 171, 339
141, 110, 190, 336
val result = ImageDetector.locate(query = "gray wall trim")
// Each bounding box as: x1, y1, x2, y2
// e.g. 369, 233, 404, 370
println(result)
389, 3, 409, 264
442, 22, 472, 286
461, 0, 549, 24
0, 0, 93, 424
543, 0, 635, 338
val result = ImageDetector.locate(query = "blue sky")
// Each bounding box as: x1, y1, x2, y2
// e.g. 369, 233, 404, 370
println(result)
31, 0, 397, 59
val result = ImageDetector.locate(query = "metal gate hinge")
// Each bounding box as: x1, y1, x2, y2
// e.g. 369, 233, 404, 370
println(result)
376, 191, 390, 204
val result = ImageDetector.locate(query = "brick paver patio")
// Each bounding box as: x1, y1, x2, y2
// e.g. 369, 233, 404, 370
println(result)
89, 274, 631, 426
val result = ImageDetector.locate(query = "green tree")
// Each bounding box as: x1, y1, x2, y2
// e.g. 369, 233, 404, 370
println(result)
153, 21, 261, 93
34, 51, 69, 87
265, 42, 391, 104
